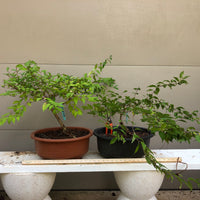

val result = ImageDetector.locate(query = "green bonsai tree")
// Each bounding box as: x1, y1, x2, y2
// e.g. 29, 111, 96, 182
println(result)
0, 56, 115, 138
85, 71, 200, 189
86, 71, 200, 143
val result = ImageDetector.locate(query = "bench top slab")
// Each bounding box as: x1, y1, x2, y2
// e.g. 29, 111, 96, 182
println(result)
0, 149, 199, 173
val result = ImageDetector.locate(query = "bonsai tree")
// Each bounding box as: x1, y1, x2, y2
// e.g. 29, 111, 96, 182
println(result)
85, 71, 200, 188
86, 71, 200, 143
0, 56, 115, 138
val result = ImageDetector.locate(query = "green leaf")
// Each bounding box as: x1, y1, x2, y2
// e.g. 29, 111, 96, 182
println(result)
42, 103, 49, 111
36, 98, 42, 101
141, 142, 147, 151
179, 71, 184, 78
12, 118, 16, 124
27, 102, 32, 107
110, 137, 118, 144
88, 96, 97, 102
0, 118, 8, 126
81, 97, 86, 104
195, 133, 200, 143
134, 143, 140, 154
154, 87, 160, 95
74, 96, 79, 105
148, 85, 156, 88
183, 75, 190, 79
7, 117, 13, 124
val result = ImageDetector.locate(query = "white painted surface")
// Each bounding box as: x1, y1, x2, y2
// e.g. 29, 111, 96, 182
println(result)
0, 149, 199, 173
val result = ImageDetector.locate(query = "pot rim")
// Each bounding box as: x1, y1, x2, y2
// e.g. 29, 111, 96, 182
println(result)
93, 126, 154, 141
31, 126, 93, 143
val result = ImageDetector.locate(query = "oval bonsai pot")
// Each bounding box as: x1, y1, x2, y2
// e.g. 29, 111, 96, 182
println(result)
93, 126, 153, 158
31, 127, 93, 159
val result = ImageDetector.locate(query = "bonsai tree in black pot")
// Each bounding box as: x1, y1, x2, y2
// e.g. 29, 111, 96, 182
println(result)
86, 87, 154, 158
85, 71, 200, 188
85, 71, 200, 161
0, 56, 115, 159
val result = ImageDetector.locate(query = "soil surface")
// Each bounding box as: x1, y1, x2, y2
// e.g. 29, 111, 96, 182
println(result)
103, 127, 150, 139
35, 128, 89, 139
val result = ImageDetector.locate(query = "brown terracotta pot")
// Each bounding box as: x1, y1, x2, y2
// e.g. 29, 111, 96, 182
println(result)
31, 127, 93, 159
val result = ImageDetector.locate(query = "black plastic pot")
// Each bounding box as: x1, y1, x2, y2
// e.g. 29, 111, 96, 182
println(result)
93, 126, 154, 158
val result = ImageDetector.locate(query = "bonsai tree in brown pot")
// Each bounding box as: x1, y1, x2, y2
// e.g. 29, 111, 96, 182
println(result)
0, 56, 115, 159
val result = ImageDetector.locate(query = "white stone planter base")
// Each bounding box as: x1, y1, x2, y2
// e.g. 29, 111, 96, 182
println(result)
43, 195, 52, 200
1, 173, 56, 200
117, 194, 157, 200
114, 171, 164, 200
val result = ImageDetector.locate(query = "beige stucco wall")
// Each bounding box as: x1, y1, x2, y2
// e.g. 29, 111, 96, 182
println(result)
0, 0, 200, 190
1, 0, 200, 65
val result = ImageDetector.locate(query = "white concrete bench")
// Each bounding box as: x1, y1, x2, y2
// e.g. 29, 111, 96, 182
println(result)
0, 149, 199, 200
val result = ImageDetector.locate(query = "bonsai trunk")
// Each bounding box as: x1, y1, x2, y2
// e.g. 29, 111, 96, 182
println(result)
119, 114, 132, 136
119, 114, 124, 126
51, 110, 76, 138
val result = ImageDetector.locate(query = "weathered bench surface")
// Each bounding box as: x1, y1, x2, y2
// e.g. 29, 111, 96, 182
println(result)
0, 149, 199, 173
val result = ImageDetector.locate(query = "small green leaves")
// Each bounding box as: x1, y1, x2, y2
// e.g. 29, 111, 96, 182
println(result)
85, 69, 200, 148
0, 57, 114, 127
69, 105, 83, 118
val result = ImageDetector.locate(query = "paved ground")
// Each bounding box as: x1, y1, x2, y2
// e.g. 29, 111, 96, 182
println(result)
0, 190, 199, 200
